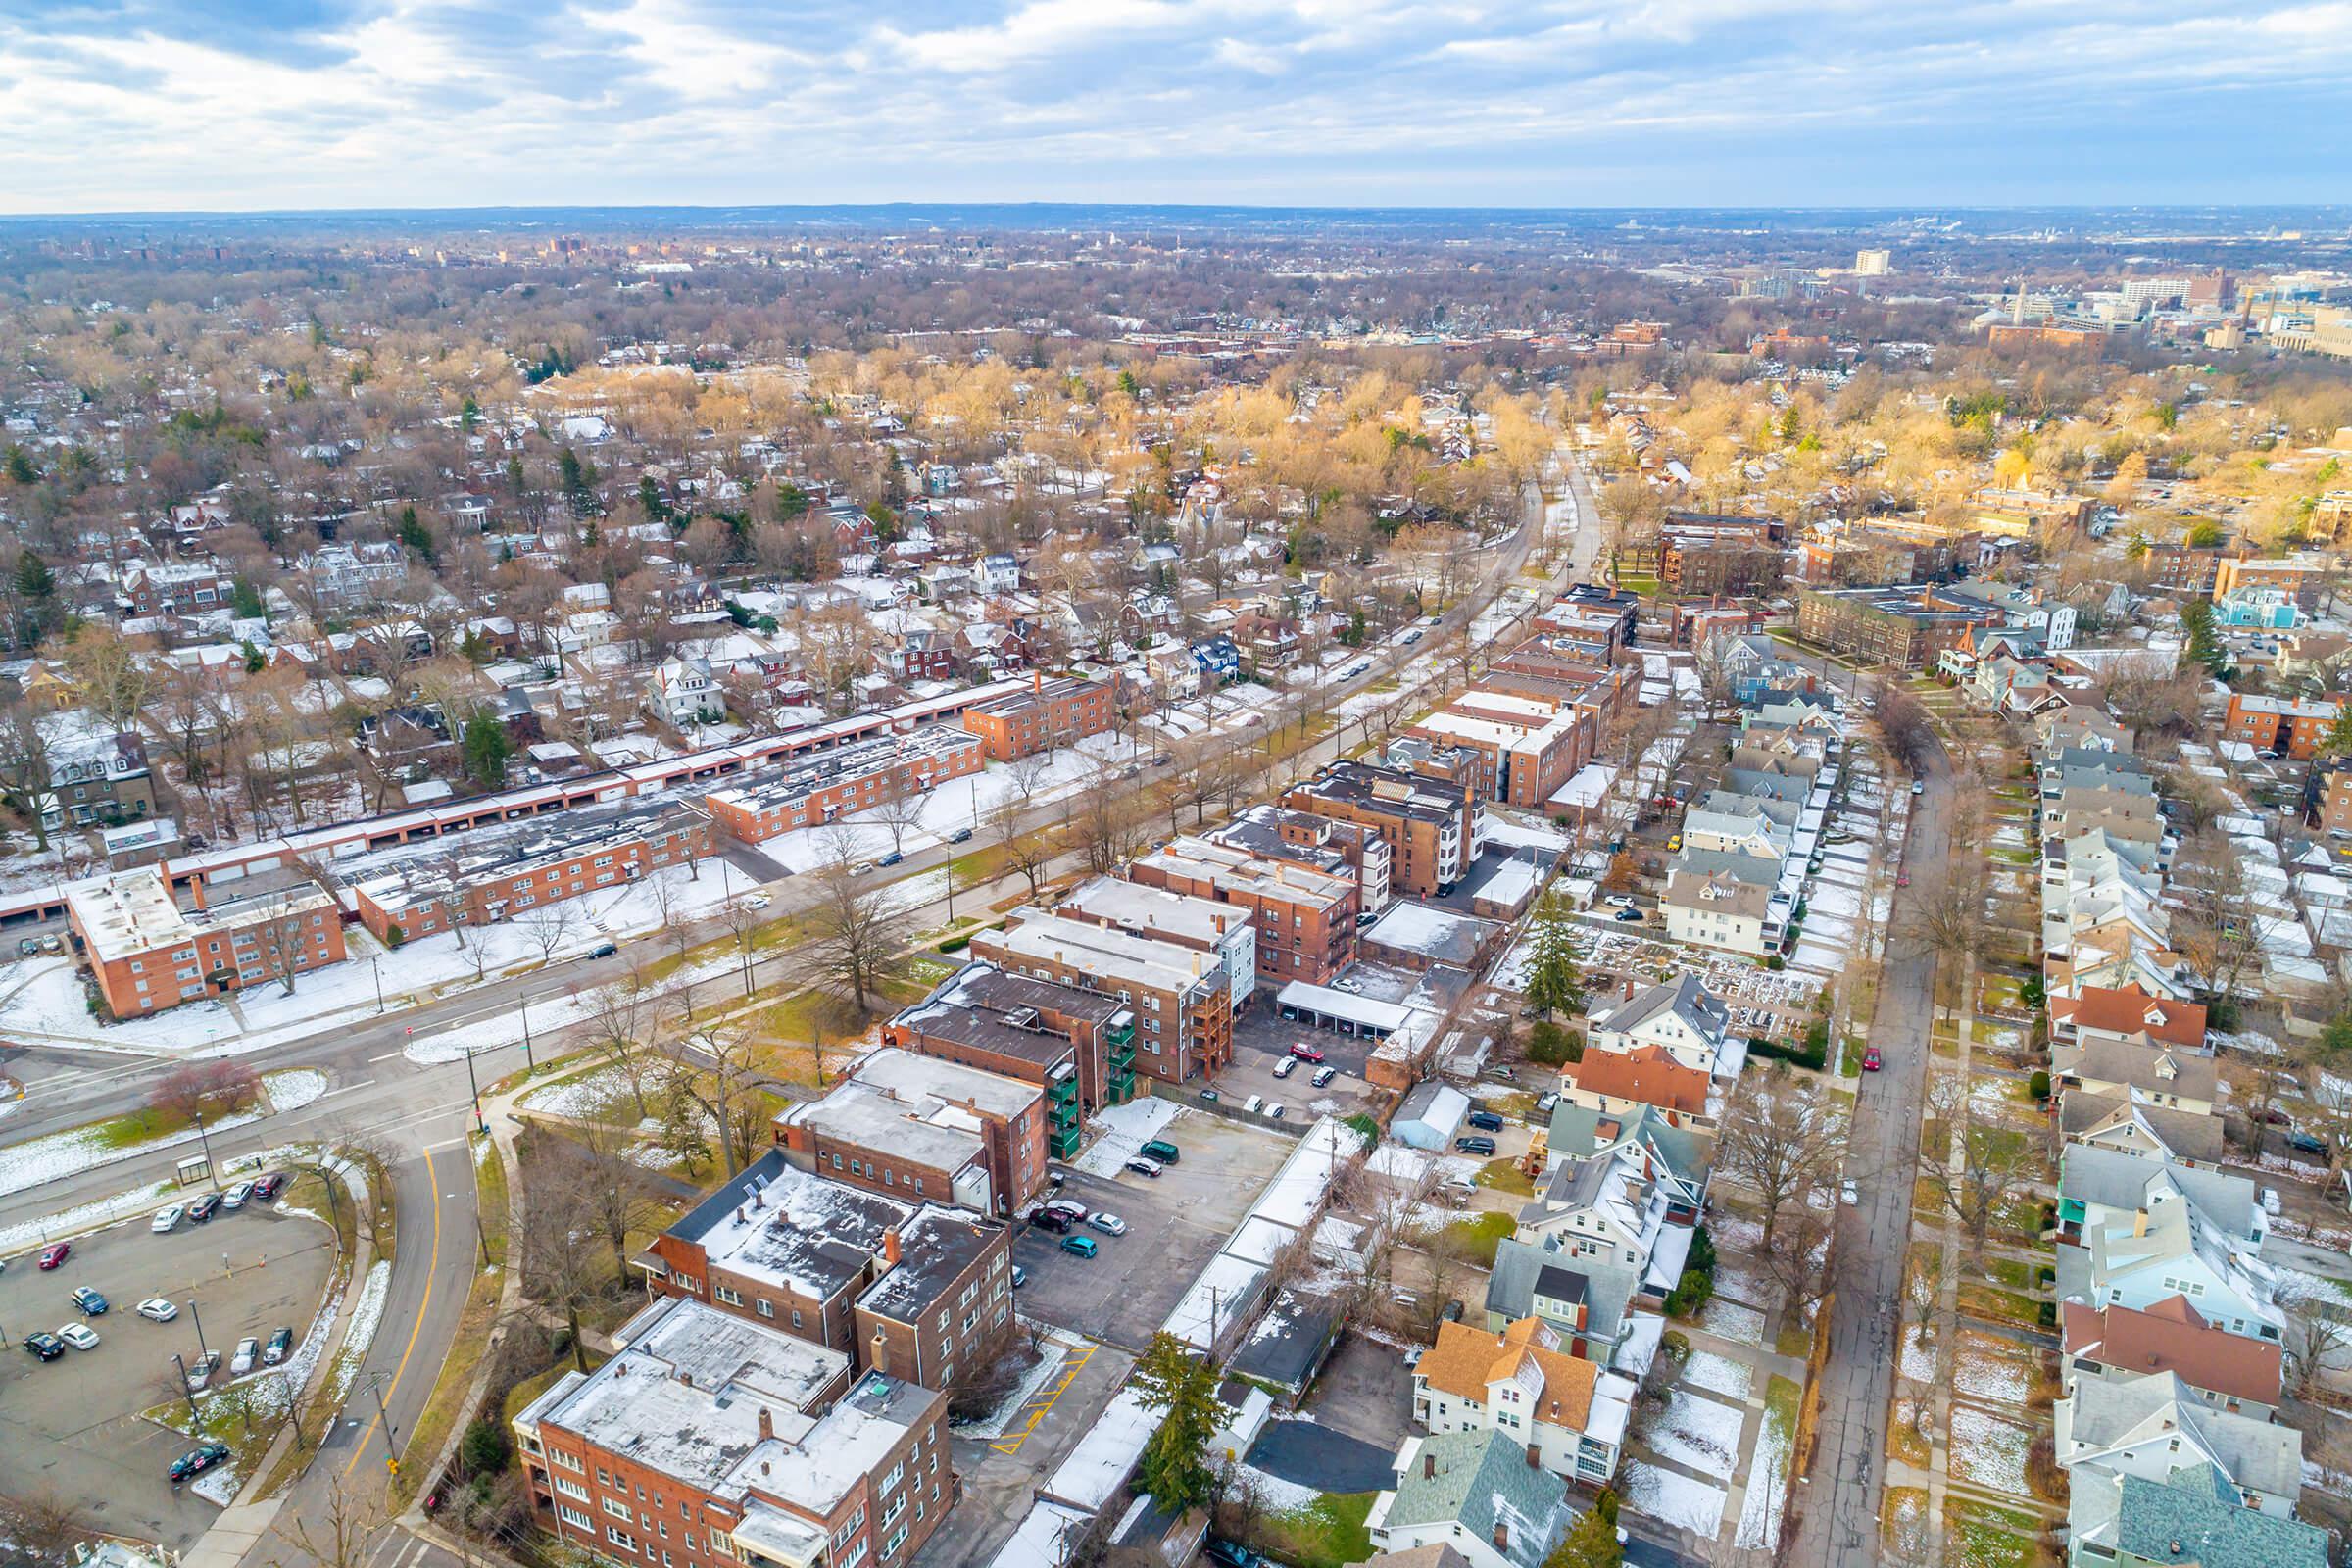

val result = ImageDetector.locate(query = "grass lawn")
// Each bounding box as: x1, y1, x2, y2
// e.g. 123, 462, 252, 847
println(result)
1985, 1257, 2032, 1292
1776, 1321, 1813, 1358
1888, 1411, 1931, 1469
1434, 1211, 1517, 1267
1838, 1036, 1865, 1077
1260, 1493, 1376, 1568
1475, 1157, 1535, 1197
1957, 1280, 2041, 1330
1944, 1498, 2040, 1568
1883, 1486, 1931, 1559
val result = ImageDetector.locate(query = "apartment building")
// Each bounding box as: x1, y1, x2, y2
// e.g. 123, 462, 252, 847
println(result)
121, 561, 236, 618
1658, 855, 1780, 957
2222, 691, 2340, 760
1053, 874, 1257, 1013
37, 717, 158, 833
514, 1297, 954, 1568
852, 1206, 1017, 1394
1795, 584, 2005, 670
66, 867, 347, 1016
883, 960, 1136, 1139
958, 674, 1114, 760
2212, 554, 2330, 612
2304, 757, 2352, 834
1126, 836, 1359, 987
1206, 805, 1394, 914
1654, 514, 1786, 595
344, 797, 712, 943
971, 908, 1235, 1085
774, 1047, 1048, 1215
702, 725, 982, 844
1282, 760, 1481, 898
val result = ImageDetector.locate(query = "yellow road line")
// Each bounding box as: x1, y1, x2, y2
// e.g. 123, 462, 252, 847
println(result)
988, 1343, 1094, 1455
343, 1145, 440, 1479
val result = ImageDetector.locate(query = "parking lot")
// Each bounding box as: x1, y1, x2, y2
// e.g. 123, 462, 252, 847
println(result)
0, 1191, 336, 1548
1011, 1110, 1294, 1352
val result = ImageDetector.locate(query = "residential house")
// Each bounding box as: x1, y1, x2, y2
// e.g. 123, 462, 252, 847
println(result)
2059, 1297, 2282, 1417
1409, 1317, 1636, 1489
1365, 1430, 1571, 1568
2054, 1372, 2303, 1516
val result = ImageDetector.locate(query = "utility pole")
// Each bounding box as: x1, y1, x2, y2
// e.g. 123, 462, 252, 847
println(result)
365, 1369, 402, 1476
187, 1297, 210, 1360
192, 1109, 217, 1183
464, 1046, 485, 1133
520, 994, 535, 1073
172, 1353, 198, 1419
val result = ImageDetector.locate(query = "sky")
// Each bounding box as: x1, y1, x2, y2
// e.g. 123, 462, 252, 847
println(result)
2, 0, 2349, 215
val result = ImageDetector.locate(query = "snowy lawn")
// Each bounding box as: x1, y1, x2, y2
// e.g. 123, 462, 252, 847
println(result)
1693, 1298, 1766, 1348
1641, 1388, 1746, 1473
1947, 1406, 2034, 1495
1071, 1097, 1186, 1177
1621, 1460, 1727, 1537
0, 1067, 324, 1200
1952, 1331, 2034, 1405
1681, 1350, 1754, 1402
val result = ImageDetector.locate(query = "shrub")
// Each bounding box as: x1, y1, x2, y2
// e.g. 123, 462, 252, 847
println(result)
460, 1417, 512, 1477
938, 934, 970, 954
2029, 1069, 2050, 1102
1344, 1113, 1381, 1148
386, 924, 406, 949
1766, 956, 1786, 971
1687, 1225, 1717, 1276
1665, 1266, 1714, 1318
2036, 1300, 2057, 1328
1526, 1021, 1581, 1066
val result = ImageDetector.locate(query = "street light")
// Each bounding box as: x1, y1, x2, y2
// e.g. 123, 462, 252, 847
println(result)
519, 993, 535, 1073
187, 1297, 210, 1360
365, 1369, 402, 1475
192, 1109, 217, 1183
172, 1352, 199, 1420
463, 1045, 486, 1133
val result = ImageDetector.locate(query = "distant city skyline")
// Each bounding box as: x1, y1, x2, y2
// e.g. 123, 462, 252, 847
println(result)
3, 0, 2347, 215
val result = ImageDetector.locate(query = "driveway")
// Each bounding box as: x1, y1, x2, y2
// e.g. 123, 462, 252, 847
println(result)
1248, 1418, 1397, 1495
1296, 1330, 1413, 1449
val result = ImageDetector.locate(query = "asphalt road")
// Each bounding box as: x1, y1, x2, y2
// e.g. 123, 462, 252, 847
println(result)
1787, 664, 1950, 1568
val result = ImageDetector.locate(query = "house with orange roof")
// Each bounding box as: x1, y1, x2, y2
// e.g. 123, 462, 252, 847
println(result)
1559, 1044, 1713, 1124
2061, 1296, 2282, 1418
2048, 984, 2208, 1054
1408, 1316, 1636, 1488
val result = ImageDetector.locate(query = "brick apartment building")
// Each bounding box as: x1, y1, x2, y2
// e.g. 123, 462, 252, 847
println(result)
958, 674, 1114, 760
2213, 554, 2330, 612
121, 561, 236, 618
2224, 691, 2341, 760
2141, 544, 2228, 597
1205, 805, 1394, 915
1654, 514, 1786, 596
1794, 584, 2006, 670
702, 724, 982, 844
971, 908, 1235, 1086
514, 1297, 955, 1568
1401, 658, 1634, 808
852, 1206, 1018, 1393
884, 960, 1135, 1146
2305, 759, 2352, 835
344, 796, 712, 943
1127, 836, 1360, 986
1054, 875, 1257, 1013
774, 1047, 1048, 1215
1282, 760, 1482, 898
66, 867, 348, 1016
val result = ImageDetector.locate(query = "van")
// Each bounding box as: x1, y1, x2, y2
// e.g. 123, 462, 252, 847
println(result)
1244, 1095, 1265, 1115
1060, 1235, 1099, 1259
1140, 1140, 1181, 1165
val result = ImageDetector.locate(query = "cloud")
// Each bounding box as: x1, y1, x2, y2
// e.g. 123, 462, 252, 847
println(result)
0, 0, 2344, 211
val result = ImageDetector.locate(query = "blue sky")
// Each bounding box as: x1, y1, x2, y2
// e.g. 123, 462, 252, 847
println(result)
2, 0, 2347, 213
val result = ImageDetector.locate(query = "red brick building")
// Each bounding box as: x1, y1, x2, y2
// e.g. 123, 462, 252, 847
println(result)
882, 961, 1135, 1149
1127, 836, 1360, 987
702, 725, 981, 844
959, 674, 1114, 760
514, 1297, 955, 1568
2223, 691, 2340, 760
774, 1047, 1049, 1216
66, 867, 348, 1017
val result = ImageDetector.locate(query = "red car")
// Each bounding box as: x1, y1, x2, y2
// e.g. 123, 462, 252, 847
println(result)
1895, 873, 1910, 887
36, 1242, 70, 1270
1861, 1047, 1883, 1072
1288, 1043, 1326, 1065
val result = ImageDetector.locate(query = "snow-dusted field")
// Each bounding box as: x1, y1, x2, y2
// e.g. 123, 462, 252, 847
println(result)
1947, 1406, 2034, 1495
0, 1068, 318, 1200
1735, 1394, 1792, 1550
1952, 1333, 2034, 1404
1694, 1298, 1766, 1348
1681, 1349, 1754, 1402
1642, 1388, 1746, 1473
1622, 1460, 1727, 1537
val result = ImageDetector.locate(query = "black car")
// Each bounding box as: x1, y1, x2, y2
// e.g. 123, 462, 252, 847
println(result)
249, 1172, 287, 1201
22, 1332, 65, 1361
187, 1192, 223, 1222
1464, 1110, 1505, 1132
947, 827, 974, 845
170, 1443, 231, 1483
1204, 1540, 1260, 1568
1026, 1206, 1074, 1234
1454, 1136, 1497, 1156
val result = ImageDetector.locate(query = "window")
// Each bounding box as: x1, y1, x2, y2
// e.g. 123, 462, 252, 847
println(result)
756, 1299, 773, 1319
882, 1525, 907, 1560
791, 1308, 804, 1328
714, 1285, 741, 1306
607, 1529, 638, 1551
831, 1509, 867, 1550
604, 1498, 634, 1522
555, 1477, 591, 1502
559, 1506, 594, 1530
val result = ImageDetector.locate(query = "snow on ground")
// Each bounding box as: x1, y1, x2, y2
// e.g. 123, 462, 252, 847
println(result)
329, 1259, 392, 1400
1681, 1350, 1754, 1402
266, 1068, 328, 1113
0, 1176, 176, 1255
1622, 1460, 1728, 1537
0, 1067, 324, 1200
1642, 1388, 1746, 1473
985, 1500, 1093, 1568
188, 1461, 242, 1506
1072, 1097, 1185, 1177
1899, 1323, 1937, 1384
1237, 1463, 1320, 1514
952, 1332, 1080, 1440
1952, 1334, 2033, 1404
1045, 1380, 1160, 1512
1947, 1406, 2033, 1495
520, 1064, 637, 1120
1694, 1298, 1766, 1348
1735, 1391, 1792, 1550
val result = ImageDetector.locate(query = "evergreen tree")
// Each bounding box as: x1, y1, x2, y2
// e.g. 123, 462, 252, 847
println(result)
639, 474, 669, 524
13, 551, 54, 600
461, 712, 512, 787
1521, 893, 1586, 1020
459, 394, 480, 432
1542, 1492, 1622, 1568
1129, 1332, 1221, 1512
397, 504, 437, 564
774, 482, 810, 521
3, 445, 38, 485
231, 578, 266, 619
2325, 705, 2352, 759
506, 453, 527, 496
559, 447, 600, 518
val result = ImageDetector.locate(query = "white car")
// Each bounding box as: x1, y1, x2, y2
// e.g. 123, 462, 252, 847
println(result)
743, 893, 771, 910
1089, 1214, 1127, 1237
57, 1323, 100, 1351
152, 1205, 184, 1233
1603, 895, 1635, 908
221, 1180, 254, 1210
1839, 1179, 1859, 1207
137, 1298, 180, 1323
230, 1336, 259, 1376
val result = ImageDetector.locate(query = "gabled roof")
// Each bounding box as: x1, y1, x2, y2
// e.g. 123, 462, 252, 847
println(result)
1566, 1044, 1710, 1115
1589, 973, 1729, 1046
1415, 1317, 1599, 1431
2071, 1464, 2328, 1568
1382, 1430, 1570, 1568
2059, 1297, 2282, 1405
2061, 1372, 2303, 1502
2050, 983, 2207, 1050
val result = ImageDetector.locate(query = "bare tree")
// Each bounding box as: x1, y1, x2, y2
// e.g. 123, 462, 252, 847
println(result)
1918, 1072, 2036, 1257
809, 844, 911, 1015
1715, 1063, 1842, 1251
586, 966, 663, 1120
0, 1492, 96, 1566
2282, 1285, 2352, 1402
0, 697, 55, 850
557, 1117, 668, 1281
268, 1477, 389, 1568
513, 1128, 608, 1372
519, 900, 577, 969
872, 765, 928, 858
988, 796, 1058, 900
1074, 761, 1151, 875
659, 1020, 769, 1177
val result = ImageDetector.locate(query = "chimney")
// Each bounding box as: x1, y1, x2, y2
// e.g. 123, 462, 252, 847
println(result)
871, 1325, 889, 1375
881, 1228, 902, 1267
1526, 1444, 1541, 1469
1033, 669, 1043, 694
757, 1406, 774, 1442
1623, 977, 1635, 1001
1422, 1451, 1437, 1481
1492, 1523, 1510, 1555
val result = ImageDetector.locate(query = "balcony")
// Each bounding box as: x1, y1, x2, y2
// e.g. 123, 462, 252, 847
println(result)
1107, 1018, 1136, 1048
1107, 1065, 1137, 1103
1051, 1122, 1084, 1159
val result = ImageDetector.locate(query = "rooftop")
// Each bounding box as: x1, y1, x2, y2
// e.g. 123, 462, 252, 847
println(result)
856, 1204, 1004, 1323
981, 908, 1225, 999
1056, 874, 1249, 948
1132, 836, 1356, 913
65, 866, 338, 964
705, 723, 976, 815
341, 795, 709, 915
668, 1149, 912, 1301
888, 960, 1126, 1068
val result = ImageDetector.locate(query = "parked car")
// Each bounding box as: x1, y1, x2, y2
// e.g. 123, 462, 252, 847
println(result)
40, 934, 61, 955
1140, 1140, 1181, 1165
1244, 1095, 1264, 1115
588, 942, 618, 959
185, 1350, 220, 1390
947, 827, 974, 844
1311, 1066, 1337, 1088
1026, 1207, 1074, 1234
22, 1332, 65, 1361
170, 1443, 232, 1483
16, 936, 38, 956
57, 1323, 99, 1351
1612, 907, 1643, 922
1465, 1110, 1504, 1133
1534, 1091, 1560, 1115
230, 1336, 260, 1376
36, 1242, 68, 1269
876, 851, 904, 868
1272, 1056, 1298, 1079
1402, 629, 1424, 645
742, 893, 771, 911
1010, 1265, 1026, 1289
1356, 910, 1378, 928
1204, 1541, 1261, 1568
70, 1287, 108, 1316
1089, 1214, 1127, 1237
1861, 1047, 1882, 1072
1289, 1043, 1325, 1064
1199, 1088, 1220, 1102
1603, 894, 1634, 908
1454, 1136, 1496, 1155
1059, 1235, 1099, 1259
2263, 1188, 2283, 1217
221, 1180, 255, 1210
264, 1326, 294, 1365
2286, 1131, 2329, 1155
1911, 780, 1926, 796
137, 1298, 179, 1323
1895, 873, 1910, 888
186, 1194, 222, 1222
1124, 1156, 1165, 1178
1044, 1200, 1091, 1224
1840, 1179, 1859, 1207
249, 1173, 286, 1201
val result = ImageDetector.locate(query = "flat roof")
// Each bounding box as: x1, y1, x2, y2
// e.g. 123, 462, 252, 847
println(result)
1133, 838, 1355, 912
779, 1079, 985, 1176
65, 866, 337, 963
983, 909, 1223, 998
1058, 875, 1246, 947
889, 961, 1124, 1069
670, 1150, 912, 1301
341, 794, 708, 914
706, 721, 978, 814
856, 1204, 1004, 1323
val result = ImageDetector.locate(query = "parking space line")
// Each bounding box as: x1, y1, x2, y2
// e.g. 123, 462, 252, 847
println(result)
986, 1341, 1095, 1456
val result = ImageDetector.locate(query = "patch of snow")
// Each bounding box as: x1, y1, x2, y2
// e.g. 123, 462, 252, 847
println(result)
0, 1176, 176, 1255
1622, 1461, 1727, 1537
1735, 1390, 1791, 1550
986, 1500, 1093, 1568
1947, 1406, 2033, 1496
520, 1064, 637, 1121
1682, 1351, 1754, 1402
1071, 1097, 1186, 1177
1642, 1388, 1745, 1473
329, 1260, 392, 1400
1694, 1298, 1766, 1348
952, 1335, 1075, 1440
187, 1461, 241, 1506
